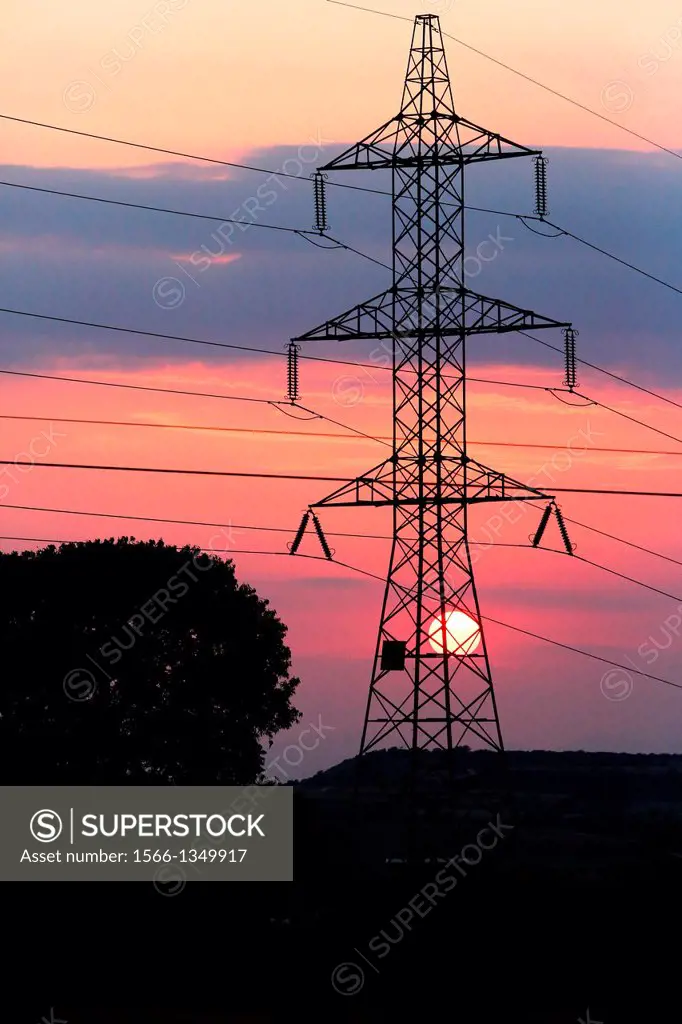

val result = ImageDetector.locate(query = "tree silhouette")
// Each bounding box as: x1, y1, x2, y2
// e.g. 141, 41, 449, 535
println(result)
0, 537, 301, 784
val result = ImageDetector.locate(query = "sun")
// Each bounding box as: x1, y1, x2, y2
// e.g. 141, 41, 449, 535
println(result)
428, 609, 481, 655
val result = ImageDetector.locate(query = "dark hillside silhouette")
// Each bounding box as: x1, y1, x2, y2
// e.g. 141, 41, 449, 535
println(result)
0, 537, 300, 784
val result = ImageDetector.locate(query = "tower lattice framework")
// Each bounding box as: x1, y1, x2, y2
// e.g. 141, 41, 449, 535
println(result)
293, 14, 572, 755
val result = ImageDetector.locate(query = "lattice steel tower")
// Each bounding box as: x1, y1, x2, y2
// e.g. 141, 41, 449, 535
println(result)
293, 14, 572, 756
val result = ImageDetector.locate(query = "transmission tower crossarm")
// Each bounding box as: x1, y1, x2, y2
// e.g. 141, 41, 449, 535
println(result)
292, 288, 394, 342
293, 459, 554, 513
461, 289, 571, 334
292, 286, 571, 344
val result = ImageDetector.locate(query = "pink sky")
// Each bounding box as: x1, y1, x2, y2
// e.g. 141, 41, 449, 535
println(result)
3, 356, 682, 767
2, 0, 682, 767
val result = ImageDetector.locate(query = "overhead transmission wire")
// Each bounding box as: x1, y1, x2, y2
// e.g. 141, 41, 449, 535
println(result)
4, 174, 680, 304
2, 36, 681, 694
325, 1, 682, 162
0, 525, 678, 693
1, 500, 680, 609
2, 454, 682, 497
4, 99, 682, 302
2, 303, 679, 455
0, 303, 401, 374
2, 313, 681, 454
0, 460, 351, 482
2, 411, 682, 461
3, 500, 681, 608
523, 332, 682, 416
2, 498, 682, 571
563, 514, 682, 569
2, 293, 680, 447
495, 541, 682, 605
3, 33, 682, 505
4, 293, 681, 451
0, 528, 674, 607
3, 113, 682, 412
1, 193, 679, 444
0, 504, 391, 541
5, 362, 681, 445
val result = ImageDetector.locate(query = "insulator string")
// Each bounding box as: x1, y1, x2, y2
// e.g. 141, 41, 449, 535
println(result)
531, 502, 553, 547
312, 171, 329, 233
534, 156, 549, 219
554, 504, 575, 555
562, 327, 578, 391
286, 341, 301, 403
289, 510, 310, 554
311, 511, 333, 560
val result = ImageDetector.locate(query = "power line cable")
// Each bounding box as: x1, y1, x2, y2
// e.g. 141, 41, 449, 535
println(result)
1, 524, 678, 692
0, 366, 579, 428
0, 504, 391, 540
482, 612, 682, 692
575, 389, 682, 448
502, 541, 682, 604
6, 300, 678, 446
2, 505, 679, 602
326, 1, 682, 162
11, 176, 680, 304
526, 216, 682, 299
0, 365, 286, 404
564, 514, 682, 569
3, 412, 681, 459
0, 459, 349, 482
521, 331, 682, 415
0, 177, 322, 235
11, 295, 678, 437
0, 303, 398, 373
2, 454, 682, 495
6, 170, 682, 306
3, 500, 681, 569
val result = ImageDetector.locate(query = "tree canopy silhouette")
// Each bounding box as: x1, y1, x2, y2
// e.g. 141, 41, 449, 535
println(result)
0, 537, 301, 784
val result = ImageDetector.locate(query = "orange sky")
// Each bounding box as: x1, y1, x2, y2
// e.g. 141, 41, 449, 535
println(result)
4, 0, 682, 167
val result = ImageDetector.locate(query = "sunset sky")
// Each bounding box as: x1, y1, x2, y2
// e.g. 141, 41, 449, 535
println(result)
4, 0, 682, 772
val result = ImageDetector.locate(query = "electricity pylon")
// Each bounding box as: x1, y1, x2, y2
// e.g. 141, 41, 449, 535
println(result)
292, 14, 572, 756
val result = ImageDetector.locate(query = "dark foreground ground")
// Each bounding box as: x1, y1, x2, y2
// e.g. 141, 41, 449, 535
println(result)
14, 749, 682, 1023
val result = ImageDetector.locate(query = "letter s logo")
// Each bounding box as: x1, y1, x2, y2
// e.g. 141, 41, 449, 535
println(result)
30, 809, 63, 842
